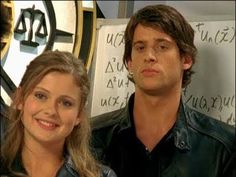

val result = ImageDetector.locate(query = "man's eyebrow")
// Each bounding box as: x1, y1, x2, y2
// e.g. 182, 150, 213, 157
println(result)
133, 37, 174, 45
133, 40, 145, 46
154, 38, 173, 43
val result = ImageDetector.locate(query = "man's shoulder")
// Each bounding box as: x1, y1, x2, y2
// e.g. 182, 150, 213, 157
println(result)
91, 108, 126, 131
184, 105, 235, 151
90, 108, 128, 161
101, 165, 117, 177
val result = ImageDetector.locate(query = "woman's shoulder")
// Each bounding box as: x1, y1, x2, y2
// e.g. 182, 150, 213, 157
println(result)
101, 165, 117, 177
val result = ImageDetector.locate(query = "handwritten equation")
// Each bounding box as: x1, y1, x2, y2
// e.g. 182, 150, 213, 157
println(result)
194, 22, 235, 45
90, 24, 134, 117
97, 30, 133, 111
106, 30, 125, 48
104, 57, 132, 89
100, 92, 131, 109
99, 55, 133, 110
183, 88, 235, 126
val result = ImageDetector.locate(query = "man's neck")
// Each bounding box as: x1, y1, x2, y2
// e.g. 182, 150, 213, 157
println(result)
133, 89, 181, 151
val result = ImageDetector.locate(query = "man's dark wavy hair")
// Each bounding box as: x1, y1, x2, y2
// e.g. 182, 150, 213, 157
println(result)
123, 4, 197, 88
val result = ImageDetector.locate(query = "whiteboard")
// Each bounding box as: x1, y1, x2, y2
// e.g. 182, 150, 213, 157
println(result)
89, 19, 235, 127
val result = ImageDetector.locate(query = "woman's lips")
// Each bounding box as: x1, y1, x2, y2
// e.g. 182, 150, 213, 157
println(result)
36, 119, 59, 130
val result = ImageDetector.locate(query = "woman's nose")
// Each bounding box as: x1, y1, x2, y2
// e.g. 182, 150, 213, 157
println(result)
43, 100, 58, 116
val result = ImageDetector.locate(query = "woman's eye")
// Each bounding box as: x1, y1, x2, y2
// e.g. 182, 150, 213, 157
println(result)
60, 100, 73, 107
34, 92, 47, 100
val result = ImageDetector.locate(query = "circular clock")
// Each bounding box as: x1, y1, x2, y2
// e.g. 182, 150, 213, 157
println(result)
1, 1, 14, 62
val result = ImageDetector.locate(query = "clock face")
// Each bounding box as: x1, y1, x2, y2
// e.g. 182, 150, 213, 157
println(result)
1, 1, 14, 64
1, 0, 96, 105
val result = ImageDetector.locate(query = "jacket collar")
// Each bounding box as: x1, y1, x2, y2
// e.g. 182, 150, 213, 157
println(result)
118, 93, 134, 131
173, 102, 191, 151
118, 93, 191, 151
10, 152, 78, 177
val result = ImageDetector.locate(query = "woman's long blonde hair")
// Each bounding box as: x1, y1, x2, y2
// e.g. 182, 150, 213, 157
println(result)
1, 50, 101, 177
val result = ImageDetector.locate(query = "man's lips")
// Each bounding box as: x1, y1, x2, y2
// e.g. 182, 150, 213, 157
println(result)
141, 68, 159, 76
142, 68, 159, 73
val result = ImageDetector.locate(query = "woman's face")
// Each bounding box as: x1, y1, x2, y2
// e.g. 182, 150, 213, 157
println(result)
20, 71, 82, 147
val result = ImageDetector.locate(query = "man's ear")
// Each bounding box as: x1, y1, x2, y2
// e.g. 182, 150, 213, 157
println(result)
127, 58, 133, 72
182, 55, 193, 70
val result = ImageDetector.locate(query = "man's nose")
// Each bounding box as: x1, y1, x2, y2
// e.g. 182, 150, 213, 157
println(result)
144, 48, 157, 63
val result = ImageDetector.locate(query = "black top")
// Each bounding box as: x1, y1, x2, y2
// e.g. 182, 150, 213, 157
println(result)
104, 95, 174, 177
107, 123, 174, 177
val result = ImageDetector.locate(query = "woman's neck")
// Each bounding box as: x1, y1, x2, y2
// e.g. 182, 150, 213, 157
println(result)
22, 139, 64, 177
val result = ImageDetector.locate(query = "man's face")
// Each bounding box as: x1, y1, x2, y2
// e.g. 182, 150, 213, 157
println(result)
128, 24, 192, 96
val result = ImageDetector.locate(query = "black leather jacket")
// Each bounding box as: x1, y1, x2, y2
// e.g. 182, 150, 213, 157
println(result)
91, 94, 236, 177
0, 153, 117, 177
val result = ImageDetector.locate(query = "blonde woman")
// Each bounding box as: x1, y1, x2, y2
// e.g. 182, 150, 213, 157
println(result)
1, 50, 116, 177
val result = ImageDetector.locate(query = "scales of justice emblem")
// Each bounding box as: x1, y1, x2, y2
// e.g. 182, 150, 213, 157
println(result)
14, 4, 48, 48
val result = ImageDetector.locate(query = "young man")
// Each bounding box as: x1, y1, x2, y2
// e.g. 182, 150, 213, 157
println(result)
91, 4, 235, 177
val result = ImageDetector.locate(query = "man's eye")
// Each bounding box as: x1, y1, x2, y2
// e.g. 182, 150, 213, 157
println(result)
157, 44, 168, 51
156, 42, 171, 51
34, 92, 47, 100
135, 45, 145, 51
160, 45, 167, 49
